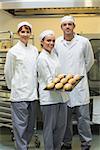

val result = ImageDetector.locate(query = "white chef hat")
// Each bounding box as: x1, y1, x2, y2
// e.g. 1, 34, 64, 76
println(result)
39, 30, 55, 41
17, 21, 32, 31
61, 16, 75, 24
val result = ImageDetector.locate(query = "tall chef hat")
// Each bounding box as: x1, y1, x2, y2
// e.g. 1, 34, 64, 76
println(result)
17, 21, 32, 31
61, 16, 75, 24
39, 30, 55, 41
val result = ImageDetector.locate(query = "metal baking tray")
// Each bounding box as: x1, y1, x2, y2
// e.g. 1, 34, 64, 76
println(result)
44, 76, 84, 92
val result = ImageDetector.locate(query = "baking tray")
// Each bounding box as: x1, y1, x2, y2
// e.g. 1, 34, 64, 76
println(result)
44, 76, 84, 92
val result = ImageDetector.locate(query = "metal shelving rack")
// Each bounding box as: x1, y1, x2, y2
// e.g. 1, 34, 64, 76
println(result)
0, 31, 12, 130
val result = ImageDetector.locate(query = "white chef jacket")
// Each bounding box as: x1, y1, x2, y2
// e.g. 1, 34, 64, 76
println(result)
55, 34, 94, 107
37, 49, 69, 105
4, 41, 38, 102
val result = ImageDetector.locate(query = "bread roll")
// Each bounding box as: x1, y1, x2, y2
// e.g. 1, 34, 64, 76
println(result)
55, 83, 63, 90
65, 74, 73, 81
63, 83, 72, 91
74, 74, 81, 80
46, 82, 55, 89
60, 78, 68, 84
53, 77, 60, 84
57, 74, 64, 79
68, 78, 76, 84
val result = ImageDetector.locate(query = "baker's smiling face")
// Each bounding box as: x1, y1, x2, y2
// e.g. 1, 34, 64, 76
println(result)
41, 34, 55, 53
18, 26, 31, 45
61, 21, 75, 35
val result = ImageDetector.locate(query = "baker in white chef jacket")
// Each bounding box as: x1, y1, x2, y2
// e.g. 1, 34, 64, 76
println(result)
55, 16, 94, 150
4, 21, 38, 150
37, 30, 69, 150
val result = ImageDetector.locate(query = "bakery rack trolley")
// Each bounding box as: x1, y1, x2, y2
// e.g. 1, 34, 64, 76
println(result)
0, 30, 14, 140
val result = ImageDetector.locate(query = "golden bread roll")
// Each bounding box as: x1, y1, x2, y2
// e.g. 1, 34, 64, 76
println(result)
46, 82, 55, 89
65, 74, 73, 81
68, 78, 76, 84
63, 83, 72, 91
60, 78, 68, 84
74, 74, 81, 80
55, 83, 63, 90
53, 77, 60, 84
57, 74, 64, 79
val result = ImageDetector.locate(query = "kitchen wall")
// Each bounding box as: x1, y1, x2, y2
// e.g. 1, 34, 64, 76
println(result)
0, 10, 100, 50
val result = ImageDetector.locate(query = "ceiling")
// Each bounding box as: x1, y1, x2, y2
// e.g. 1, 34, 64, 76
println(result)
0, 0, 100, 17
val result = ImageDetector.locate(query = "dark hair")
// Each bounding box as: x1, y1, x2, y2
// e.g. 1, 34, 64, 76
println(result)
40, 37, 45, 48
18, 25, 31, 33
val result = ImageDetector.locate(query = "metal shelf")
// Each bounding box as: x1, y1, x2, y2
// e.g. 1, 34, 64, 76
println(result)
0, 48, 12, 130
